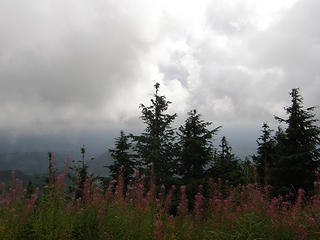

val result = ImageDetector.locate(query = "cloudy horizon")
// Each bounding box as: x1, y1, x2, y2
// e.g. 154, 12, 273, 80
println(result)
1, 0, 319, 156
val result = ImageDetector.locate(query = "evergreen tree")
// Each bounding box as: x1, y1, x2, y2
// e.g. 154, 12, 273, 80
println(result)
273, 88, 320, 193
46, 152, 56, 187
107, 130, 136, 184
69, 145, 94, 199
210, 136, 242, 185
241, 157, 255, 185
269, 126, 286, 188
252, 122, 275, 185
178, 109, 220, 180
219, 136, 233, 161
133, 83, 177, 185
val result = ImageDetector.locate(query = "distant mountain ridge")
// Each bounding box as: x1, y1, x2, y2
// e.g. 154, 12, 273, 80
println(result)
0, 151, 113, 177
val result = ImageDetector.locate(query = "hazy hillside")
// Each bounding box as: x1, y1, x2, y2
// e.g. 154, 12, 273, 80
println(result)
0, 151, 113, 177
0, 169, 45, 187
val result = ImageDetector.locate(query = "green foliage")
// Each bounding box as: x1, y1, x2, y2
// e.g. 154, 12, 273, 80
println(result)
252, 122, 276, 185
15, 219, 37, 240
68, 145, 95, 199
240, 157, 255, 185
132, 83, 177, 185
273, 88, 320, 193
209, 136, 243, 185
71, 209, 100, 240
107, 130, 136, 185
1, 171, 320, 240
177, 109, 220, 180
205, 213, 269, 240
100, 205, 155, 240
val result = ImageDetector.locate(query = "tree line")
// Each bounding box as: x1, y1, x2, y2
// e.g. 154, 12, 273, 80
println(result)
73, 83, 320, 197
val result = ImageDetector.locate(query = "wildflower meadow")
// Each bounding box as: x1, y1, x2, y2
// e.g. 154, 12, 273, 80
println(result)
1, 167, 320, 240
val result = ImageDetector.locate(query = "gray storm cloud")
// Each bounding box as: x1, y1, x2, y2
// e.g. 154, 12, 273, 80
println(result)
248, 0, 320, 108
0, 0, 319, 148
0, 0, 154, 133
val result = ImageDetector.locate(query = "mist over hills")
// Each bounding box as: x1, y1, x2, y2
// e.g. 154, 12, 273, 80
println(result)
0, 122, 261, 179
0, 125, 258, 179
0, 150, 112, 177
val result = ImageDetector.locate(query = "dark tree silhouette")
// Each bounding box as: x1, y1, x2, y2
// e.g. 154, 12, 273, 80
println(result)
68, 145, 93, 199
177, 109, 220, 180
253, 122, 275, 185
132, 83, 177, 185
108, 130, 136, 184
209, 136, 242, 185
272, 88, 320, 193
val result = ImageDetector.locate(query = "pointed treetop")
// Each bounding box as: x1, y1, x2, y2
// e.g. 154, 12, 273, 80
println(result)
154, 82, 160, 94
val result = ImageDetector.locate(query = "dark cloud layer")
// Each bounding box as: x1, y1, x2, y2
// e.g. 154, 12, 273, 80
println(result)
0, 0, 319, 155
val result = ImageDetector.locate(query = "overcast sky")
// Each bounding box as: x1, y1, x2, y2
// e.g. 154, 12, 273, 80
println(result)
0, 0, 319, 155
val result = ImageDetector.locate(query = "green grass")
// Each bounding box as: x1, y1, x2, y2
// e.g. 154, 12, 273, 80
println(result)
1, 172, 320, 240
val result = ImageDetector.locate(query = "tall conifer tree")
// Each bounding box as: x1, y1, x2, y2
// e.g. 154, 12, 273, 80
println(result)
108, 130, 136, 184
253, 122, 275, 185
177, 109, 220, 180
68, 146, 92, 199
133, 83, 177, 184
210, 136, 242, 185
273, 88, 320, 193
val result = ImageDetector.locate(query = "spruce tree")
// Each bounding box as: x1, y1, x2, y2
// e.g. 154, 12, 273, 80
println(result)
108, 130, 136, 184
177, 109, 220, 180
253, 122, 275, 185
273, 88, 320, 193
133, 83, 177, 185
68, 145, 93, 199
210, 136, 242, 185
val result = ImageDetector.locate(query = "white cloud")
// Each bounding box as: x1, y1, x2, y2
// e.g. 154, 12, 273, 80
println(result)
0, 0, 318, 141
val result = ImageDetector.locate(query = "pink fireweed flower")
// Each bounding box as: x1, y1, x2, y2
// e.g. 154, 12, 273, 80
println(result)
55, 173, 66, 192
194, 190, 204, 220
177, 185, 188, 216
22, 188, 39, 219
308, 217, 315, 224
297, 224, 307, 240
154, 219, 163, 239
83, 178, 92, 201
228, 213, 235, 220
97, 209, 104, 220
158, 184, 166, 202
236, 206, 241, 213
156, 219, 163, 228
115, 173, 124, 203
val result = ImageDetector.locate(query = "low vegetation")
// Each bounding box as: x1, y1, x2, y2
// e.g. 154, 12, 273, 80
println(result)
1, 169, 320, 240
